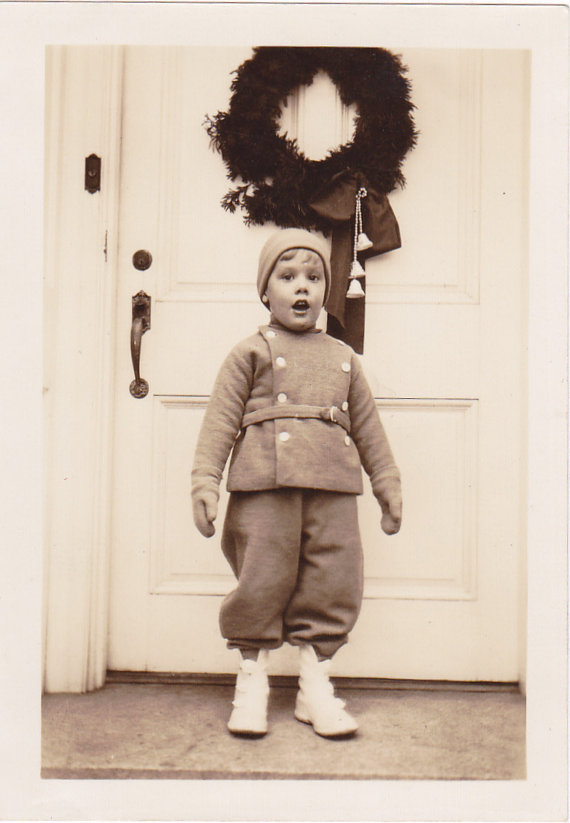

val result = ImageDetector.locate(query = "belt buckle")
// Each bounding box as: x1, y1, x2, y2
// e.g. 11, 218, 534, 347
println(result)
329, 405, 338, 423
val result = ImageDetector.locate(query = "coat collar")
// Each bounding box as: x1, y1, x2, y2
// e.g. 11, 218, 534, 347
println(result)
267, 317, 323, 335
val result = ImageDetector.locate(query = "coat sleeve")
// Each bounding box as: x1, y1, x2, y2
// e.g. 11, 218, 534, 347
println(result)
191, 341, 254, 502
348, 354, 401, 497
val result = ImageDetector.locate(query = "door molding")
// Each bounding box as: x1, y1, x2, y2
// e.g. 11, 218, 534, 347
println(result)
43, 46, 124, 691
148, 396, 478, 603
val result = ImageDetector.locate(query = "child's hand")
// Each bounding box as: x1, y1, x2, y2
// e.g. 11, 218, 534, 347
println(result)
192, 491, 218, 538
374, 478, 402, 535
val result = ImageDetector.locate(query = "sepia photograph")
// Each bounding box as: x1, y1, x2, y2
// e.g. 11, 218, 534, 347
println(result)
0, 2, 567, 821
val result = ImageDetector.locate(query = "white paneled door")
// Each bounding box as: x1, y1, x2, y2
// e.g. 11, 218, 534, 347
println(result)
104, 47, 528, 679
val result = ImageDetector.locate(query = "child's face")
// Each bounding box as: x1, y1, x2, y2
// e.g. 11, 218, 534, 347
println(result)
264, 248, 326, 332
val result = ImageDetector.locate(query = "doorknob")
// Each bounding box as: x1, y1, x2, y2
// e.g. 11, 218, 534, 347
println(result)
132, 250, 153, 271
129, 290, 151, 398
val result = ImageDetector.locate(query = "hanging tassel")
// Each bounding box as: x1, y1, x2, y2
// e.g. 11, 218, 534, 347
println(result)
346, 187, 368, 299
350, 260, 365, 278
347, 277, 365, 298
356, 232, 373, 252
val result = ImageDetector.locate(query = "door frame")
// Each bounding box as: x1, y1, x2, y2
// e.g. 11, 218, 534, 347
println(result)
42, 45, 555, 693
43, 47, 124, 692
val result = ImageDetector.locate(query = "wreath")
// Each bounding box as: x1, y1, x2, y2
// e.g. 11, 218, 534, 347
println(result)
205, 46, 417, 352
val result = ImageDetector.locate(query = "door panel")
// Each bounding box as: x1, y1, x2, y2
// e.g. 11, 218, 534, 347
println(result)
107, 46, 528, 679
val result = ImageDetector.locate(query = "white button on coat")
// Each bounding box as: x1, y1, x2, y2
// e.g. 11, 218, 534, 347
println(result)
344, 436, 351, 446
266, 330, 276, 338
279, 432, 290, 442
277, 393, 287, 403
341, 362, 351, 373
276, 356, 286, 367
342, 401, 349, 411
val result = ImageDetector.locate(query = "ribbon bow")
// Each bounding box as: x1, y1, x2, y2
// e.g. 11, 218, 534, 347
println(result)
309, 170, 401, 353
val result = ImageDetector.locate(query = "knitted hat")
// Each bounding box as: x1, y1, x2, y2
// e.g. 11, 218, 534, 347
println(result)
257, 228, 331, 306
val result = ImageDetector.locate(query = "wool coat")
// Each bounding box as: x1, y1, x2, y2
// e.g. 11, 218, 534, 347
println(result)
191, 322, 400, 502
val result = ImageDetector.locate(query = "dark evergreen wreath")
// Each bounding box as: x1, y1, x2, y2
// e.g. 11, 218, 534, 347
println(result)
205, 46, 417, 233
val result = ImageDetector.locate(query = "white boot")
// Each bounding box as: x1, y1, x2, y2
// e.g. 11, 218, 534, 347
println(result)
295, 644, 358, 737
227, 650, 270, 736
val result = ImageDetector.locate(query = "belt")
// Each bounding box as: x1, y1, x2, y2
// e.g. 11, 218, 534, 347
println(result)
241, 404, 351, 434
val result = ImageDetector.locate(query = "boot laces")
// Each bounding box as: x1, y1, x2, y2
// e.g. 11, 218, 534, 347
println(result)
314, 681, 346, 713
232, 664, 268, 709
304, 663, 347, 712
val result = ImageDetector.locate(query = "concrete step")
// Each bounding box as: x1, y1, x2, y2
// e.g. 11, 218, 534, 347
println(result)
42, 682, 525, 780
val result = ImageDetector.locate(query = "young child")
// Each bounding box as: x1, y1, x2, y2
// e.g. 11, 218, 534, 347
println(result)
192, 228, 402, 738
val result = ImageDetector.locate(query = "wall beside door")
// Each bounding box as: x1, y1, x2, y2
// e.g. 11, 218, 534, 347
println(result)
43, 46, 530, 692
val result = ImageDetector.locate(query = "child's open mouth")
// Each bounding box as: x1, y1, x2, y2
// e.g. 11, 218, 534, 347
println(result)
292, 300, 310, 313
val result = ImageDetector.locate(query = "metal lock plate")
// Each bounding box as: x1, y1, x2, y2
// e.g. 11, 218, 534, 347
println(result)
84, 154, 101, 194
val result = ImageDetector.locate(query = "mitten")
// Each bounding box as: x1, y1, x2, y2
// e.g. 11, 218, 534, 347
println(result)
192, 490, 219, 538
374, 476, 402, 535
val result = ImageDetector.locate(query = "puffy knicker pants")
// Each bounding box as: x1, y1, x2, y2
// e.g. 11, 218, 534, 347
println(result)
220, 488, 364, 660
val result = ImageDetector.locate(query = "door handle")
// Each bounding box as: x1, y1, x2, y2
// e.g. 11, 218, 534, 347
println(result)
129, 290, 151, 398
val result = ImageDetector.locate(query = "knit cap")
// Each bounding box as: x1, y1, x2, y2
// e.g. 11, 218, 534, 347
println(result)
257, 228, 331, 306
